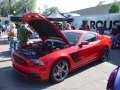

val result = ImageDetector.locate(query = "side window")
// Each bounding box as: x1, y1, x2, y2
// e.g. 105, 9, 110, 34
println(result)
81, 33, 96, 42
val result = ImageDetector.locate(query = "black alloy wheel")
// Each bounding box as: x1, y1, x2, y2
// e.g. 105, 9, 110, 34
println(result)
50, 59, 69, 83
100, 47, 109, 62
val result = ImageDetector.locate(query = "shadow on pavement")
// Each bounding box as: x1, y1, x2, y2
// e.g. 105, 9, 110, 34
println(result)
0, 59, 11, 62
0, 61, 101, 89
0, 66, 54, 89
0, 51, 11, 58
107, 49, 120, 66
69, 61, 100, 77
0, 39, 8, 45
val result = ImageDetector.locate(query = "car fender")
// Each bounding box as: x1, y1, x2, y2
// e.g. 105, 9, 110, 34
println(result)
40, 48, 76, 73
101, 35, 112, 49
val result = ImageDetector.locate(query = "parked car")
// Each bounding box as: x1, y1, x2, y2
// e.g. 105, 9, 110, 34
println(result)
107, 66, 120, 90
12, 13, 112, 83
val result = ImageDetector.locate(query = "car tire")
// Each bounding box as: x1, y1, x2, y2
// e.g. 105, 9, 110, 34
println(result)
99, 47, 109, 62
50, 59, 69, 83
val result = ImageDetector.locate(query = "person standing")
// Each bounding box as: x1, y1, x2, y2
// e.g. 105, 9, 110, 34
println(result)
71, 25, 76, 30
65, 23, 72, 30
6, 23, 11, 41
0, 24, 2, 36
117, 23, 120, 37
2, 23, 6, 34
96, 23, 105, 35
111, 24, 118, 49
116, 23, 120, 48
85, 26, 90, 31
79, 25, 85, 30
8, 23, 17, 52
17, 23, 33, 48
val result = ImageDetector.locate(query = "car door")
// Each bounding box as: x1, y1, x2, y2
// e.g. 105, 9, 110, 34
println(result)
73, 33, 100, 67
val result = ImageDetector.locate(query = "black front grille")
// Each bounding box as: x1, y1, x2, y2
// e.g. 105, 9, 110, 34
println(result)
13, 54, 28, 66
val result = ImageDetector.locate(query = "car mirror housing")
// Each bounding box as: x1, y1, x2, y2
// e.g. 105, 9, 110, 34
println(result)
79, 41, 89, 48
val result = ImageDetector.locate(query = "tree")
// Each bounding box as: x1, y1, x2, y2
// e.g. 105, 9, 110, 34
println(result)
109, 1, 120, 13
0, 0, 36, 17
11, 0, 36, 15
0, 0, 15, 17
42, 7, 59, 16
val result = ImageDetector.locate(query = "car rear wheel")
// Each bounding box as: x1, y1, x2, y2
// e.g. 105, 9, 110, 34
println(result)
99, 47, 109, 62
50, 59, 69, 83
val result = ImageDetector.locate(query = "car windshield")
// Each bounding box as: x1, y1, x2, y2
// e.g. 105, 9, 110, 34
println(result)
63, 32, 80, 45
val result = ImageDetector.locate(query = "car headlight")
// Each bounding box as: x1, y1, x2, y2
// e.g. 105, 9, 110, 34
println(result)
31, 59, 45, 66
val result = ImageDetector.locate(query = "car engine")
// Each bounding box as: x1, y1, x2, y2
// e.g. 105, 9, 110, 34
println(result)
16, 39, 67, 59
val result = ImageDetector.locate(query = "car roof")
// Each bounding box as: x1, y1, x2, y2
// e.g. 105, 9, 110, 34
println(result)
62, 30, 92, 34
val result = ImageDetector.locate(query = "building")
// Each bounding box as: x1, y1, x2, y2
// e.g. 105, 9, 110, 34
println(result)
70, 2, 119, 16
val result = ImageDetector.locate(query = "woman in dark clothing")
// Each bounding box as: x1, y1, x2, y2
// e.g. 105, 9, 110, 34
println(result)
85, 26, 90, 31
96, 23, 105, 35
111, 24, 119, 48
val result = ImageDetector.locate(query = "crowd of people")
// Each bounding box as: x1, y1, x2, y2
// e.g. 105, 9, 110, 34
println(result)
111, 23, 120, 49
64, 22, 120, 49
1, 20, 120, 53
0, 22, 9, 36
0, 22, 33, 53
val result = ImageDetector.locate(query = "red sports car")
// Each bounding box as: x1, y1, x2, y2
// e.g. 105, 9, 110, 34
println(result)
12, 13, 112, 83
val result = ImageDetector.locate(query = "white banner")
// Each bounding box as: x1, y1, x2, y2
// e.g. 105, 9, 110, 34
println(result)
73, 13, 120, 32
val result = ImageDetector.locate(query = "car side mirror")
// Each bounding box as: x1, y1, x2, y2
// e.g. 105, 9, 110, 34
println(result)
79, 41, 89, 48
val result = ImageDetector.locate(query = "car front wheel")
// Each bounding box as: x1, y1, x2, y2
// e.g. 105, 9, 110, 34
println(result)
50, 59, 69, 83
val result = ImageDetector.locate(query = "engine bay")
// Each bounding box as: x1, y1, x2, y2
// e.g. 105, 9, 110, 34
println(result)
16, 39, 67, 59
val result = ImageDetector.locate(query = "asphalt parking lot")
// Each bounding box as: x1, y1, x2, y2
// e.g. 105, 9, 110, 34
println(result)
0, 35, 120, 90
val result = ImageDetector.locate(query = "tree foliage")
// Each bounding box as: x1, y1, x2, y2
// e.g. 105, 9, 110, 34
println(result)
109, 1, 120, 13
0, 0, 15, 17
0, 0, 36, 17
11, 0, 36, 15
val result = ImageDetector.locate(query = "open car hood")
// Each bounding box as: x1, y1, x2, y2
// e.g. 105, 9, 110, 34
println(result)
23, 13, 70, 46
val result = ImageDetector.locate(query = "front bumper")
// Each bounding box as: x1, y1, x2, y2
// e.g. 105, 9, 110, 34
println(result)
12, 59, 49, 80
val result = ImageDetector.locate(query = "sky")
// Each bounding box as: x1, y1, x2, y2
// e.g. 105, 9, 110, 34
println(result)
36, 0, 119, 13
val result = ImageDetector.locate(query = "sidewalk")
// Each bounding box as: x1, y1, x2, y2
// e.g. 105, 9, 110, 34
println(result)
0, 34, 11, 67
0, 34, 8, 39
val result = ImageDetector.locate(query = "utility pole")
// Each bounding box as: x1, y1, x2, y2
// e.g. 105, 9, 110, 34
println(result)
9, 0, 11, 14
38, 7, 41, 14
43, 5, 48, 11
22, 0, 27, 13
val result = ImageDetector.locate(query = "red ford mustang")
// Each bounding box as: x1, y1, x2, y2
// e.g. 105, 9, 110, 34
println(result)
12, 13, 112, 83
